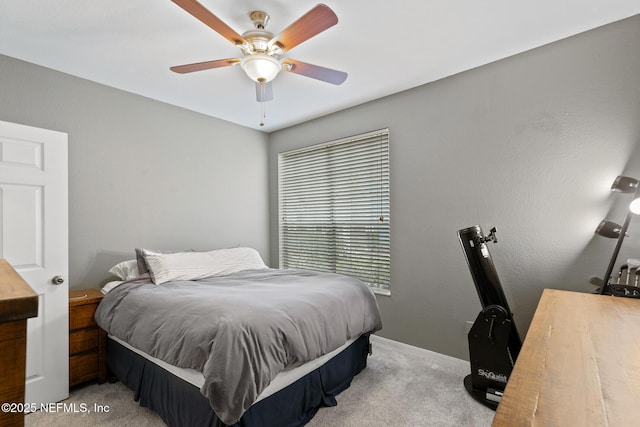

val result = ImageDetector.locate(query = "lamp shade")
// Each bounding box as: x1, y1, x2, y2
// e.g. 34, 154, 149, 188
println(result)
596, 220, 623, 238
611, 175, 640, 193
240, 53, 281, 83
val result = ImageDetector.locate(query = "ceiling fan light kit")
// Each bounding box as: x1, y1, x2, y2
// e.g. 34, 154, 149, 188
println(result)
240, 53, 281, 83
169, 0, 347, 125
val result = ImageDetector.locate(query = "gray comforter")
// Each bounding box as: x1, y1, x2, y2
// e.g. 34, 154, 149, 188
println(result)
94, 268, 382, 424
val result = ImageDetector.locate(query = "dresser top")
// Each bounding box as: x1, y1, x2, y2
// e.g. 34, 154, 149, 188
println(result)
0, 259, 38, 322
493, 288, 640, 426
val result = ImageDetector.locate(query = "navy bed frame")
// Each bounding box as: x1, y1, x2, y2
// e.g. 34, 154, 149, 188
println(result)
107, 334, 371, 427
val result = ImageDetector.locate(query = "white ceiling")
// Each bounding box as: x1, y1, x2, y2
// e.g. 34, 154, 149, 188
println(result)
1, 1, 639, 132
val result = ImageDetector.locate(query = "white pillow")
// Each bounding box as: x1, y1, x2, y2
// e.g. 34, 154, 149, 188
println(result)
108, 259, 140, 280
143, 247, 267, 285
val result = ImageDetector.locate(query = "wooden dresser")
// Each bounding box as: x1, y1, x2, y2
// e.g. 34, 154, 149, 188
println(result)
69, 288, 107, 387
493, 288, 640, 427
0, 259, 38, 427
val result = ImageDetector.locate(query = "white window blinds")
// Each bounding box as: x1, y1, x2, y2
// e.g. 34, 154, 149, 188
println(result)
278, 129, 391, 291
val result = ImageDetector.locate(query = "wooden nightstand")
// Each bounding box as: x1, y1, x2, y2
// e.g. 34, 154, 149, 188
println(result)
69, 288, 107, 387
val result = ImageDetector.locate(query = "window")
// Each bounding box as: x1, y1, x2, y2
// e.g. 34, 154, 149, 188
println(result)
278, 129, 390, 293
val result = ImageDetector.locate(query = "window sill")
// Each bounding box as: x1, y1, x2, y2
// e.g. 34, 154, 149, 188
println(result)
371, 287, 391, 297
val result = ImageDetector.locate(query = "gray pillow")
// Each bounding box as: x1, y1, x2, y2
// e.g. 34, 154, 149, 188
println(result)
135, 248, 193, 275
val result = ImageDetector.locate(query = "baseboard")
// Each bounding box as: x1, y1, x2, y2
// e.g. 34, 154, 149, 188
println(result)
370, 334, 468, 368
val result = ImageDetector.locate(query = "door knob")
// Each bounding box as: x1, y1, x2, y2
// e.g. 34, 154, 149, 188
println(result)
51, 275, 65, 285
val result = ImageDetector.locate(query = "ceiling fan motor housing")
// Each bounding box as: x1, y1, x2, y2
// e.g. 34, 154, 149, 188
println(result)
241, 29, 274, 53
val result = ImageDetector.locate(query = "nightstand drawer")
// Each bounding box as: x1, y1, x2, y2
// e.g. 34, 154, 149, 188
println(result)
68, 288, 106, 386
69, 304, 97, 330
69, 352, 98, 387
70, 328, 99, 355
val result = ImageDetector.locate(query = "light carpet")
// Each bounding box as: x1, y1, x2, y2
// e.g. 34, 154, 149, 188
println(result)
26, 336, 494, 426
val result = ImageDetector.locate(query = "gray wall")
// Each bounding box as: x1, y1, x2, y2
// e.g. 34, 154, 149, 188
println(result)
2, 15, 640, 361
268, 15, 640, 359
0, 54, 270, 289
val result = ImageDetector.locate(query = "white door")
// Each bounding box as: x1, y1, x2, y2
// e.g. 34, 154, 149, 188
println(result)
0, 120, 68, 405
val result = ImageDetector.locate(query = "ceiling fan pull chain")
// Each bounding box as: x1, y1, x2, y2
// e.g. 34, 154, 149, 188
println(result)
259, 102, 265, 127
258, 82, 267, 127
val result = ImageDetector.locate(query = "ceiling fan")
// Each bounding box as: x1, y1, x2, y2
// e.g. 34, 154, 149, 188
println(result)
169, 0, 347, 105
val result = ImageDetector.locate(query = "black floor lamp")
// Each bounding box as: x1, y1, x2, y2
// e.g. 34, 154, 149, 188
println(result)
595, 175, 640, 297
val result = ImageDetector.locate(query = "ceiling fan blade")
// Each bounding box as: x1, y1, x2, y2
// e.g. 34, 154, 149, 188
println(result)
171, 0, 246, 46
269, 4, 338, 52
256, 81, 274, 102
282, 59, 347, 85
170, 58, 240, 74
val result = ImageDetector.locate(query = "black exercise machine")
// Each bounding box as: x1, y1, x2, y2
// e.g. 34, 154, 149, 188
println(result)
457, 225, 522, 410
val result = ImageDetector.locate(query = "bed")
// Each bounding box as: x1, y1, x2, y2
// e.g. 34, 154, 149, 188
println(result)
94, 247, 382, 427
